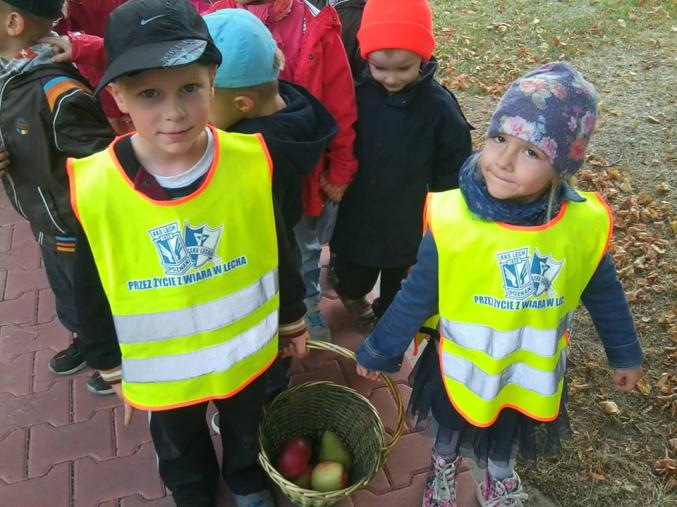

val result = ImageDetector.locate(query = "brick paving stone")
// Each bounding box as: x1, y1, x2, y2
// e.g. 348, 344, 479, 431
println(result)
0, 207, 29, 227
120, 494, 175, 507
0, 224, 11, 252
72, 374, 122, 423
383, 431, 433, 489
363, 467, 391, 495
0, 351, 32, 397
352, 470, 427, 507
336, 356, 411, 399
0, 461, 70, 507
36, 288, 57, 324
28, 410, 114, 477
291, 358, 347, 386
0, 244, 41, 271
0, 382, 69, 436
74, 443, 166, 506
4, 267, 48, 300
0, 428, 27, 484
0, 320, 72, 360
0, 291, 37, 326
113, 405, 152, 457
9, 222, 34, 250
456, 468, 481, 507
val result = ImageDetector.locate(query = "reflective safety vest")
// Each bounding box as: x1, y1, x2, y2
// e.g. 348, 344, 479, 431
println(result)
67, 127, 279, 410
428, 189, 612, 427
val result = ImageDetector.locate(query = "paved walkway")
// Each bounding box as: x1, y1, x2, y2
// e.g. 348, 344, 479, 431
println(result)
0, 191, 481, 507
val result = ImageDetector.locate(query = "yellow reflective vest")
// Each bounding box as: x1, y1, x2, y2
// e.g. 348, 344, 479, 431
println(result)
67, 127, 279, 410
428, 189, 612, 427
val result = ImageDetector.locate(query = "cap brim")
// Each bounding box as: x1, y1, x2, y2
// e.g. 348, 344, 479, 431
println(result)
95, 39, 209, 95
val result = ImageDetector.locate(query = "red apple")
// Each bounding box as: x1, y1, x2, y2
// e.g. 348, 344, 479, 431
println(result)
310, 461, 349, 492
276, 437, 312, 479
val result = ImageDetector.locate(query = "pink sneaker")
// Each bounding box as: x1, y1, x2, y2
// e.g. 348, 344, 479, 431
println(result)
422, 451, 463, 507
476, 471, 528, 507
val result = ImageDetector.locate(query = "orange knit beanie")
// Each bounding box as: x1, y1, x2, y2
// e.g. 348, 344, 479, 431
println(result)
357, 0, 435, 61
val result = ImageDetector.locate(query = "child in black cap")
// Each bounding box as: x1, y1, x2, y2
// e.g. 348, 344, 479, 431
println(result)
67, 1, 309, 506
0, 0, 115, 392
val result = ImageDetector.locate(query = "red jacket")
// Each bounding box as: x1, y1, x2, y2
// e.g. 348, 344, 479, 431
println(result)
206, 1, 358, 217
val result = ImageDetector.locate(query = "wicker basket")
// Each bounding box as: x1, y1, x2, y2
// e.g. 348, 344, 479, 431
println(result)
258, 340, 404, 507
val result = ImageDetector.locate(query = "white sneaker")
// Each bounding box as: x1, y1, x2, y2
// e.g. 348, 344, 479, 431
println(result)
477, 471, 528, 506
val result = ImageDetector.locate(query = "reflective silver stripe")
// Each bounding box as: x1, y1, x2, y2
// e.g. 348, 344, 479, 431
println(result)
114, 269, 278, 343
441, 349, 566, 400
440, 314, 571, 359
122, 310, 278, 383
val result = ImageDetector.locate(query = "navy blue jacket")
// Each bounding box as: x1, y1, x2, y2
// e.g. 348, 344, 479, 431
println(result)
330, 58, 472, 268
357, 232, 643, 372
230, 81, 337, 237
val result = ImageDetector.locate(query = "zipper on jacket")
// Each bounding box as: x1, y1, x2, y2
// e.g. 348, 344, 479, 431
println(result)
5, 173, 27, 218
37, 185, 67, 234
0, 73, 20, 148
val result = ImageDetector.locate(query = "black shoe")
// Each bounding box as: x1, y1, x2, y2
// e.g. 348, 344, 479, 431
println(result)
86, 371, 115, 395
48, 342, 86, 375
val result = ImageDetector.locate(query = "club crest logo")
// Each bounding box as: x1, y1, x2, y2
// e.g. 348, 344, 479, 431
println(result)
497, 247, 563, 300
149, 221, 223, 276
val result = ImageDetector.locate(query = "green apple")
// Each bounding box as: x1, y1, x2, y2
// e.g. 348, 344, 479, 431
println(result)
318, 431, 352, 472
310, 461, 348, 492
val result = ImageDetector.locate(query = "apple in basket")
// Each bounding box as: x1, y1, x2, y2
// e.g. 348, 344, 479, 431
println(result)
310, 461, 349, 492
276, 437, 312, 479
293, 465, 313, 489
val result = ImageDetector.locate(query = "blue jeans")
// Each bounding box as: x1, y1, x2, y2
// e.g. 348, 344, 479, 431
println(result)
293, 203, 338, 310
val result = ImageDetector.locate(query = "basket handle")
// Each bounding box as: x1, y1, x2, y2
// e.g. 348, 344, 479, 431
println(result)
305, 339, 405, 459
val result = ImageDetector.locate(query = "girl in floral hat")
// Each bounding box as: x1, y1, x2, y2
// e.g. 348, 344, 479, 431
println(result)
355, 62, 644, 507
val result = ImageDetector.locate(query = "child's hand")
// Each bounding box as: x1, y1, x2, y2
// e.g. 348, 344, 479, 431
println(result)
612, 366, 644, 392
110, 381, 135, 426
280, 331, 310, 359
356, 364, 380, 381
319, 172, 349, 203
38, 35, 73, 64
0, 148, 10, 177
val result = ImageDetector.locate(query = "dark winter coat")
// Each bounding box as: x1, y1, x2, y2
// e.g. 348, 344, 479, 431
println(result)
330, 59, 473, 268
230, 81, 337, 237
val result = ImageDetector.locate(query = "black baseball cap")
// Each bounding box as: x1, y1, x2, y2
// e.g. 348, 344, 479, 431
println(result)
95, 0, 222, 95
3, 0, 65, 20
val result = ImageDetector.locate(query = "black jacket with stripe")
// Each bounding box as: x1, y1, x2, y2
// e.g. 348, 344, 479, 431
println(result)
0, 61, 114, 249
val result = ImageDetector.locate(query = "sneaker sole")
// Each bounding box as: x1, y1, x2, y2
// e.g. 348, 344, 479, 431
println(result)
48, 360, 87, 376
86, 383, 115, 396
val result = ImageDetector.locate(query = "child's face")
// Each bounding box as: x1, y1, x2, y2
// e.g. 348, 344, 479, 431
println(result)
480, 134, 557, 203
367, 49, 422, 94
109, 63, 215, 161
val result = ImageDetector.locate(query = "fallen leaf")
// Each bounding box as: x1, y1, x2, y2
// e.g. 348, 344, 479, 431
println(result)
647, 115, 661, 124
599, 400, 620, 415
590, 471, 606, 481
635, 377, 651, 395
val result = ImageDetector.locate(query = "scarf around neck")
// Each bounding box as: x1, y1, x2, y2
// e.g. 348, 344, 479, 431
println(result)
458, 152, 583, 226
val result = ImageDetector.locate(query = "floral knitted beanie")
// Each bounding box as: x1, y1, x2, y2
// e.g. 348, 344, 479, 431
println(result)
487, 62, 599, 178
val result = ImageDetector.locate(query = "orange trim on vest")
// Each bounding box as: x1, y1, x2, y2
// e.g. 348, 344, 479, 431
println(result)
497, 199, 569, 231
255, 132, 274, 183
107, 125, 221, 206
422, 193, 433, 235
66, 158, 80, 223
124, 353, 277, 412
436, 338, 561, 428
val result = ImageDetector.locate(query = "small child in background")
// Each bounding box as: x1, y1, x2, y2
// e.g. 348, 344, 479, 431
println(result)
205, 0, 358, 342
355, 62, 644, 507
330, 0, 472, 330
203, 8, 337, 415
0, 0, 115, 393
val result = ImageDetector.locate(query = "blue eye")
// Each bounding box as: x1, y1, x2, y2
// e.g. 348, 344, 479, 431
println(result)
140, 89, 157, 99
184, 84, 198, 93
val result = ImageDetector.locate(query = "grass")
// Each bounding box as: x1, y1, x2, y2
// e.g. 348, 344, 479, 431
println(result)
430, 0, 675, 95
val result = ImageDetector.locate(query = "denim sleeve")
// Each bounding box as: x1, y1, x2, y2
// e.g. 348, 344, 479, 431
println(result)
356, 232, 440, 372
580, 252, 643, 369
